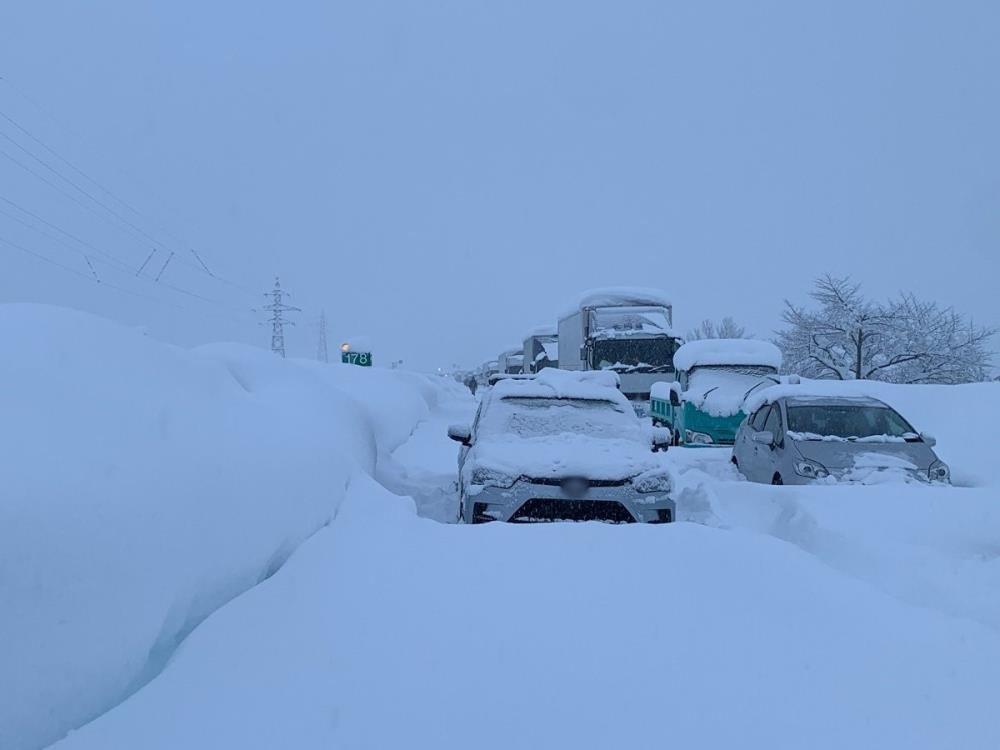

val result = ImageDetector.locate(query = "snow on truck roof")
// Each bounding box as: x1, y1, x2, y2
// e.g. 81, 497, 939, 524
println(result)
673, 339, 782, 372
492, 368, 625, 404
577, 287, 672, 309
524, 324, 557, 338
558, 287, 672, 320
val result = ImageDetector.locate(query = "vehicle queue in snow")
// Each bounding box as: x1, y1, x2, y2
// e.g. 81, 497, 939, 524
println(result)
450, 286, 950, 524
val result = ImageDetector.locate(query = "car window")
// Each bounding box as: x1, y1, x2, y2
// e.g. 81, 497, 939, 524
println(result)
763, 402, 782, 436
751, 405, 771, 431
786, 404, 918, 440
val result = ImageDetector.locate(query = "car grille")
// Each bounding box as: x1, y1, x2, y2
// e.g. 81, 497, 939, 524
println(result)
510, 499, 636, 524
524, 477, 631, 488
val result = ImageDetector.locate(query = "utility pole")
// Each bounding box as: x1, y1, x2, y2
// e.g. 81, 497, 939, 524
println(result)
317, 309, 329, 363
261, 277, 301, 358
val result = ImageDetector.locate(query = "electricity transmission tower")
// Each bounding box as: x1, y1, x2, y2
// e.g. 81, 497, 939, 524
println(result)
261, 277, 301, 357
317, 309, 330, 363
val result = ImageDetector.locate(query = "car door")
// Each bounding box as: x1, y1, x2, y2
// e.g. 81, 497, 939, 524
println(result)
733, 407, 756, 473
457, 399, 484, 496
737, 405, 769, 481
758, 403, 784, 483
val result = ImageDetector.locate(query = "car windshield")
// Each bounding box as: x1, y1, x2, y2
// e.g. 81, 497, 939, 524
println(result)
786, 405, 918, 440
481, 397, 639, 440
591, 338, 677, 373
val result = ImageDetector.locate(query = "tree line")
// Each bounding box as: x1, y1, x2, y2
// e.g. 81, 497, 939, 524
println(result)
687, 275, 996, 384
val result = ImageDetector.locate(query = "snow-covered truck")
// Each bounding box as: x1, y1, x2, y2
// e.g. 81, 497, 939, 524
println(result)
557, 288, 681, 414
498, 348, 525, 375
650, 339, 782, 446
522, 325, 559, 374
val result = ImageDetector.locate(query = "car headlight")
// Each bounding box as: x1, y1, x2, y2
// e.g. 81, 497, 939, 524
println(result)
470, 467, 519, 489
632, 469, 674, 493
685, 430, 714, 445
794, 459, 830, 479
928, 460, 950, 483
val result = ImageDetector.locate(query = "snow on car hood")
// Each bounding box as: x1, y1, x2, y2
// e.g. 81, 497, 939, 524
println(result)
792, 436, 937, 471
467, 432, 662, 482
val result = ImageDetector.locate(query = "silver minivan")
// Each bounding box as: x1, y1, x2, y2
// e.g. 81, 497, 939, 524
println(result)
732, 394, 950, 485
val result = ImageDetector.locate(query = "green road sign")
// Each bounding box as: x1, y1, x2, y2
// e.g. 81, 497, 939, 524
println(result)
342, 351, 372, 367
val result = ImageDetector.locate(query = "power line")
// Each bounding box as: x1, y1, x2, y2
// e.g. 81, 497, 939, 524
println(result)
0, 83, 256, 296
0, 193, 255, 318
0, 230, 264, 326
0, 136, 203, 284
136, 248, 157, 276
0, 199, 133, 274
154, 250, 175, 282
0, 232, 93, 280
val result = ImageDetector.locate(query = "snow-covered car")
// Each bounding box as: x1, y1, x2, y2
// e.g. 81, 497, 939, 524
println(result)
732, 392, 949, 485
448, 369, 675, 523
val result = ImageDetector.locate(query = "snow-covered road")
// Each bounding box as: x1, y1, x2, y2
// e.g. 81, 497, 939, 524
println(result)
48, 388, 1000, 750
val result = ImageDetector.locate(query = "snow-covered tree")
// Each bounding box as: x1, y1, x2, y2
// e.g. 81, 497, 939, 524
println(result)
776, 275, 995, 383
686, 317, 751, 341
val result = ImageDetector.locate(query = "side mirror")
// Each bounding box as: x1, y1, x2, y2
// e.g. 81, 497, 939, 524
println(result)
920, 432, 937, 447
669, 389, 681, 407
651, 426, 672, 453
752, 430, 775, 447
447, 424, 472, 446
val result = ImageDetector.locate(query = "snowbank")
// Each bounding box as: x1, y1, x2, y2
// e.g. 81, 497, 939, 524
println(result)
48, 477, 1000, 750
673, 338, 782, 372
0, 304, 453, 750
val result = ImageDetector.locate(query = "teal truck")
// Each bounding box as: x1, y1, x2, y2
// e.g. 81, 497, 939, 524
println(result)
650, 339, 782, 446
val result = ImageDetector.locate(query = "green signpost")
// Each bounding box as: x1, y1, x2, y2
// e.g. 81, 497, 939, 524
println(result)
341, 349, 372, 367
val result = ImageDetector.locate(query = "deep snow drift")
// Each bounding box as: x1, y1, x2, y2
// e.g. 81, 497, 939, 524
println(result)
6, 304, 1000, 750
48, 477, 1000, 750
41, 358, 1000, 750
0, 304, 468, 750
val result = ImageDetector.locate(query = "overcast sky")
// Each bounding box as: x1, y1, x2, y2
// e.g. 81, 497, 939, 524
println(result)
1, 1, 997, 371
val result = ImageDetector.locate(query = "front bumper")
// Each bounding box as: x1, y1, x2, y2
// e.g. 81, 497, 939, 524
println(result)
789, 467, 947, 486
464, 480, 675, 524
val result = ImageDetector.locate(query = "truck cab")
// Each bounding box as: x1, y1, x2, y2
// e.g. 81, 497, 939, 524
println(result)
650, 340, 782, 446
558, 288, 681, 416
522, 326, 559, 374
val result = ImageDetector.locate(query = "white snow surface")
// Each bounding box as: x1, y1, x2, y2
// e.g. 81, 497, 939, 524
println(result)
684, 369, 778, 417
0, 304, 461, 750
575, 285, 671, 310
525, 323, 557, 337
49, 474, 1000, 750
8, 307, 1000, 750
673, 338, 782, 372
650, 379, 682, 400
493, 366, 622, 400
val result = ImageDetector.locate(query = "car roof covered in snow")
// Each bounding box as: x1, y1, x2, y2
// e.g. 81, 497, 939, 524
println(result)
745, 384, 890, 414
491, 368, 625, 405
673, 339, 782, 372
